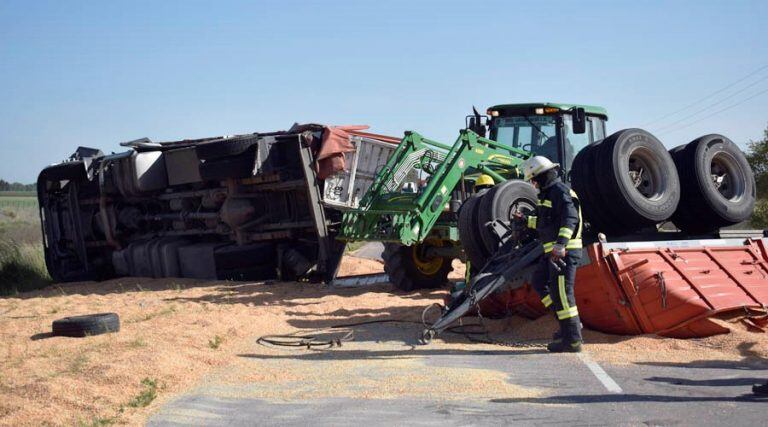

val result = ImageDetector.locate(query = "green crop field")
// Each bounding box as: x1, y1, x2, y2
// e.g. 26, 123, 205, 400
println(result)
0, 193, 39, 224
0, 195, 38, 208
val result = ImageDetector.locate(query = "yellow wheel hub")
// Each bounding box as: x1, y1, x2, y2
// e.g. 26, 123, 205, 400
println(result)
411, 240, 445, 276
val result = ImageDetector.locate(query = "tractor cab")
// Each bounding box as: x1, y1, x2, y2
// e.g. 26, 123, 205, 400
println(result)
471, 103, 608, 180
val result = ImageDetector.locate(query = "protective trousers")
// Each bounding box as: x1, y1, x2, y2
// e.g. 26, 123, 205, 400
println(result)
530, 252, 582, 343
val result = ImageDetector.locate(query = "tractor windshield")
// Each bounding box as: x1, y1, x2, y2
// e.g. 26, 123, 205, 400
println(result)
491, 115, 559, 162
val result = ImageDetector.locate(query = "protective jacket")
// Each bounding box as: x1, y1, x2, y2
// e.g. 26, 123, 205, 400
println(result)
526, 180, 582, 254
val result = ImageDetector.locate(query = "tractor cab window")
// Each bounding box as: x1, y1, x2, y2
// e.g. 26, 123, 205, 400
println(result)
492, 115, 559, 163
589, 116, 606, 141
562, 115, 590, 168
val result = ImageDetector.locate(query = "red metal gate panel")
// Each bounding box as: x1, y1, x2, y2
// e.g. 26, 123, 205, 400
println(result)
587, 239, 768, 337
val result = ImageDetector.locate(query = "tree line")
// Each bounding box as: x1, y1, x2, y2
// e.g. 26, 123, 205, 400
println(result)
0, 180, 35, 192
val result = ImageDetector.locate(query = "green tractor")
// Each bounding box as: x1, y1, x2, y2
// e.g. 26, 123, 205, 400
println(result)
339, 101, 755, 291
339, 103, 608, 291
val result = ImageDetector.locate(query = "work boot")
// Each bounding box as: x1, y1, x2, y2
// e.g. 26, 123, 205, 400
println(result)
547, 340, 583, 353
547, 318, 582, 352
753, 382, 768, 396
551, 321, 583, 342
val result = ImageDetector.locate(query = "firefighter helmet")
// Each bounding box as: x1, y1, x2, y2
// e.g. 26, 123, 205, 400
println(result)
522, 156, 559, 181
475, 174, 495, 188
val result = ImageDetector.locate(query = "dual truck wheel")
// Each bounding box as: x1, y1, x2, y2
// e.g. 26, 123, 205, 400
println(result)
572, 129, 755, 234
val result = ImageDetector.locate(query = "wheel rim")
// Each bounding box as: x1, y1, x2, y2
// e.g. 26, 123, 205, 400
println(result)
506, 198, 536, 221
710, 152, 745, 201
505, 198, 536, 242
627, 148, 666, 200
411, 240, 444, 276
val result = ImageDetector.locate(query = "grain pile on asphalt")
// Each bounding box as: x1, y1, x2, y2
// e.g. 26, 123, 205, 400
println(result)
1, 255, 766, 425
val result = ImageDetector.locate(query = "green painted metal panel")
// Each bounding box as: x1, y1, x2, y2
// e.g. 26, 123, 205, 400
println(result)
339, 129, 529, 245
488, 102, 608, 118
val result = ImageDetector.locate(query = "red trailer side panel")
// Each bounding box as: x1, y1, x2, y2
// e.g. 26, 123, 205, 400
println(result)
476, 238, 768, 339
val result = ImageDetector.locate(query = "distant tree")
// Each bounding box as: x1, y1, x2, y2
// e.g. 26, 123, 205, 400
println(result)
0, 180, 35, 192
747, 123, 768, 227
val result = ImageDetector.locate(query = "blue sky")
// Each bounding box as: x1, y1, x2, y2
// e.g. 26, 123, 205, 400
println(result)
1, 0, 767, 183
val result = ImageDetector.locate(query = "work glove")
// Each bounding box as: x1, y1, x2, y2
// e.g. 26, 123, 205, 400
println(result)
551, 243, 566, 260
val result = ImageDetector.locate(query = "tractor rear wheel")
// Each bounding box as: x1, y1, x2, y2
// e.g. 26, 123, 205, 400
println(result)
383, 241, 453, 292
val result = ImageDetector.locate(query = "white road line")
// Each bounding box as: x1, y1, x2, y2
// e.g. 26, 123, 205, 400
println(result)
577, 352, 623, 394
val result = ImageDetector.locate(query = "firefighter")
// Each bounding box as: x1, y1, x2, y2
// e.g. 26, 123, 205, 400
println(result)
519, 156, 584, 352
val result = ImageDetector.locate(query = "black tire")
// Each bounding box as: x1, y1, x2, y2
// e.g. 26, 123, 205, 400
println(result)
458, 190, 490, 270
571, 140, 611, 233
593, 128, 680, 231
52, 313, 120, 338
383, 242, 453, 292
476, 180, 538, 255
671, 134, 755, 233
199, 152, 256, 181
195, 135, 260, 161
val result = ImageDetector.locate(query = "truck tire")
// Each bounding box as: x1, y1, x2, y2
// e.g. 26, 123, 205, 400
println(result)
594, 128, 680, 230
476, 180, 538, 256
458, 190, 490, 270
670, 134, 755, 233
195, 135, 260, 161
383, 241, 453, 292
52, 313, 120, 337
571, 140, 613, 233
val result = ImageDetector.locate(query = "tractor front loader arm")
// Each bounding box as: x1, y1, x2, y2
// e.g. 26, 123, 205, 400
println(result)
340, 129, 530, 245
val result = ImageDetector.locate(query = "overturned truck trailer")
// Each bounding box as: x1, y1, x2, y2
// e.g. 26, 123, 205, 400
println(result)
37, 124, 398, 283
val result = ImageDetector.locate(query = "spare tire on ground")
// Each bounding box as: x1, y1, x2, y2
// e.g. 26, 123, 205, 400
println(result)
476, 180, 538, 255
52, 313, 120, 337
573, 128, 680, 234
670, 134, 755, 233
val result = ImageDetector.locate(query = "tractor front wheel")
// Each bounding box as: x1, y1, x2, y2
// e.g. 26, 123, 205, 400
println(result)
383, 241, 453, 292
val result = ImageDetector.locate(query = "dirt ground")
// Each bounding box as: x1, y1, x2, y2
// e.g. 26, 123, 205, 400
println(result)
1, 256, 766, 426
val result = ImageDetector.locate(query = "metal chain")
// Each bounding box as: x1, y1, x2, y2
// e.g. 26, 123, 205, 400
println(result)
461, 289, 546, 349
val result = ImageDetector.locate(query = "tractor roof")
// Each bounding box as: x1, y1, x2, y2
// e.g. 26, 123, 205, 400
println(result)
488, 102, 608, 119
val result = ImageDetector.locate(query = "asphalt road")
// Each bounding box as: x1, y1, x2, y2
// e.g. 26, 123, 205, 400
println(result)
351, 242, 385, 261
148, 322, 768, 426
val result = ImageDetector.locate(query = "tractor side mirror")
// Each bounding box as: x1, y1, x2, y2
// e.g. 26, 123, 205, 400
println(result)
572, 107, 586, 134
465, 106, 488, 137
